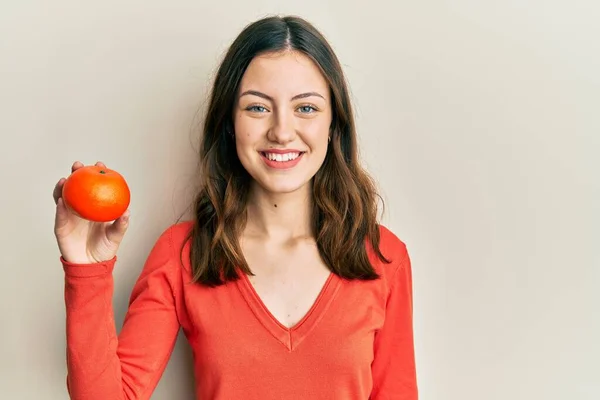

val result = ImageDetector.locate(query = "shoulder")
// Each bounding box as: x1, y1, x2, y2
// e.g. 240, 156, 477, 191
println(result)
150, 220, 194, 251
165, 219, 195, 244
369, 224, 412, 287
377, 224, 410, 264
146, 220, 195, 271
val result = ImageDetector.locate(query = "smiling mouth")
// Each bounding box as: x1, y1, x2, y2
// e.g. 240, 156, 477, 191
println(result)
259, 151, 306, 169
260, 151, 305, 162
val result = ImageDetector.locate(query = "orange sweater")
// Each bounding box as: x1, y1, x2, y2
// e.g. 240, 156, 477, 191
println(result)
61, 221, 418, 399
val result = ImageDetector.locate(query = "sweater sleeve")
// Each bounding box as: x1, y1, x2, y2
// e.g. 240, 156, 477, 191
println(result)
370, 244, 419, 399
62, 226, 181, 400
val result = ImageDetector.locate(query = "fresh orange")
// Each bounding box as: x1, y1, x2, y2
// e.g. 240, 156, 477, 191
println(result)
62, 165, 131, 222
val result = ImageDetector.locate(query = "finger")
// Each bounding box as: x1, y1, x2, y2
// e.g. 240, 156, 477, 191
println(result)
71, 161, 84, 173
53, 178, 66, 205
106, 210, 130, 244
95, 161, 106, 168
54, 197, 69, 230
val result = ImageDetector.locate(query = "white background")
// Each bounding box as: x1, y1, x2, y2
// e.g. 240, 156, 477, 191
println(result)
1, 1, 598, 399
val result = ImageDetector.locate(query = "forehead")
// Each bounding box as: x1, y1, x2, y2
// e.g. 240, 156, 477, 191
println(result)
239, 50, 329, 96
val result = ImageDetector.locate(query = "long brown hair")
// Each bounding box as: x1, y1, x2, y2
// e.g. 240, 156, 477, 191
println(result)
184, 15, 390, 286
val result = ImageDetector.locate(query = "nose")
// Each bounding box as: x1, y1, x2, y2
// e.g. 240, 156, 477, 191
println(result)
267, 110, 296, 144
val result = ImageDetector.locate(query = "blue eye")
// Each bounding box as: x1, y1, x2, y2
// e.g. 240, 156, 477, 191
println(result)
298, 105, 317, 113
247, 105, 267, 113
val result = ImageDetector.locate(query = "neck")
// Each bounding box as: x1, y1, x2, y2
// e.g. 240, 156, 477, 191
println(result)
244, 183, 314, 242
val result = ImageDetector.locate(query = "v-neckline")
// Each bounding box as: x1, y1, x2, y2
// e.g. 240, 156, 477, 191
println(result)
236, 269, 342, 352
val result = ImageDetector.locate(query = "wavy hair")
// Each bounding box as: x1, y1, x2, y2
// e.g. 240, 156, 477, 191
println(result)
184, 15, 390, 286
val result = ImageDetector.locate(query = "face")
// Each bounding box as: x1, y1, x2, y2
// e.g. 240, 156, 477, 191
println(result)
233, 50, 332, 195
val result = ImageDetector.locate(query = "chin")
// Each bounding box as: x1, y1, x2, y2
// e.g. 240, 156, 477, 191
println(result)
254, 176, 312, 195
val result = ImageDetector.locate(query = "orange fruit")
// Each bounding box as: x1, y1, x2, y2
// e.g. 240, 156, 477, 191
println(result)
62, 165, 131, 222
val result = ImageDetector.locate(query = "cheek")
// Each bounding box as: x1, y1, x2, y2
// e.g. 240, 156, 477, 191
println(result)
234, 116, 264, 146
234, 134, 255, 166
303, 120, 330, 151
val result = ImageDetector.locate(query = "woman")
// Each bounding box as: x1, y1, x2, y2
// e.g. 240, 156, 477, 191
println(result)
53, 15, 418, 400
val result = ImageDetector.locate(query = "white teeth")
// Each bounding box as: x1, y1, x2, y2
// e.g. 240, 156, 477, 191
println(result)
264, 152, 300, 162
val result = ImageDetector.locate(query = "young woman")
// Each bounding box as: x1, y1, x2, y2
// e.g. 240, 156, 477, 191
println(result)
53, 15, 418, 400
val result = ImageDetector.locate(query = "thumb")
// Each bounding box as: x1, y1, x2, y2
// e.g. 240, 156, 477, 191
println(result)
106, 210, 130, 244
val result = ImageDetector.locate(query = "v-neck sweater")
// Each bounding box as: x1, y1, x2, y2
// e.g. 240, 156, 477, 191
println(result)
61, 221, 418, 400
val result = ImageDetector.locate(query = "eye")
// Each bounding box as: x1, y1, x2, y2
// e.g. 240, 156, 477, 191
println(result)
246, 105, 268, 113
297, 105, 317, 114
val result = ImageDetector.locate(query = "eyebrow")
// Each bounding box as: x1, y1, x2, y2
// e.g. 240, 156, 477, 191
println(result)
239, 90, 325, 102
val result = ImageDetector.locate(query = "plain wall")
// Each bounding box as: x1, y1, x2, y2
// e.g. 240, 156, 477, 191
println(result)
1, 1, 598, 399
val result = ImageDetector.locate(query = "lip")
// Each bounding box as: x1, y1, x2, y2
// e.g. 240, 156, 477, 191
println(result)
259, 148, 304, 154
259, 150, 305, 170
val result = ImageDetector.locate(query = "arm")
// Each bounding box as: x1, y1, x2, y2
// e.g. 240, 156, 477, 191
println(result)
62, 226, 181, 400
370, 244, 418, 399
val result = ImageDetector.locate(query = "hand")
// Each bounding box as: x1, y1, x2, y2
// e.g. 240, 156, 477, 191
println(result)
53, 161, 130, 264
